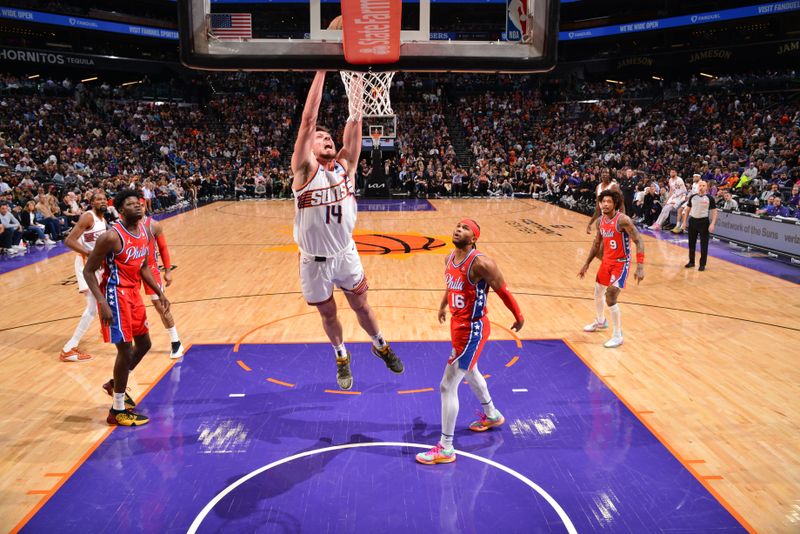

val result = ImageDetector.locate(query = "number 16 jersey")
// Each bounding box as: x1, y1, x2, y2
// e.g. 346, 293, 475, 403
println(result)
293, 160, 357, 257
445, 248, 488, 322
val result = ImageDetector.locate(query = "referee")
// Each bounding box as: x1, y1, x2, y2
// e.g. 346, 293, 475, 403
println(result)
684, 180, 718, 271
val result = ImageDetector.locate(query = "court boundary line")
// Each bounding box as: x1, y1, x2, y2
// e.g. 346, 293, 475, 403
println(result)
5, 287, 797, 334
185, 441, 577, 534
562, 339, 755, 533
14, 339, 753, 532
10, 351, 185, 534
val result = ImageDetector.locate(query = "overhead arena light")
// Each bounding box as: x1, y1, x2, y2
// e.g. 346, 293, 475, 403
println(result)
652, 75, 663, 81
578, 99, 600, 104
121, 80, 143, 86
700, 72, 716, 78
605, 79, 623, 84
81, 76, 98, 83
28, 74, 40, 79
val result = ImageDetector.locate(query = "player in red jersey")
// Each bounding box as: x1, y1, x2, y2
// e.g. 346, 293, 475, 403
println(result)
416, 219, 524, 465
578, 189, 644, 348
142, 216, 184, 359
84, 190, 169, 426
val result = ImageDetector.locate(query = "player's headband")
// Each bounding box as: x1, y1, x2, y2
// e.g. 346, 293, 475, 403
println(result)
460, 219, 481, 240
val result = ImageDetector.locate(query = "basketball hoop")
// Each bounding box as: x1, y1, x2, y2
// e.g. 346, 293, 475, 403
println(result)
340, 70, 396, 120
369, 130, 383, 150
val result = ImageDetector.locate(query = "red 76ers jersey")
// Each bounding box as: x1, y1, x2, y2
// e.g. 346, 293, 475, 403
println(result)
599, 212, 630, 263
445, 249, 488, 321
102, 221, 150, 289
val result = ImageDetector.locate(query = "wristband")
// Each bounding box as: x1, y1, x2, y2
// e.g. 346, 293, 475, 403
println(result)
636, 252, 644, 264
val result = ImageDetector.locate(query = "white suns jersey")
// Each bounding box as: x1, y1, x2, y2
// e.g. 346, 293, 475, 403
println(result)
596, 180, 617, 197
78, 211, 107, 252
293, 160, 357, 256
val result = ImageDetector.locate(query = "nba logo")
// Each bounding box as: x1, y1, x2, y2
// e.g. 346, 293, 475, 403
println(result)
506, 0, 527, 41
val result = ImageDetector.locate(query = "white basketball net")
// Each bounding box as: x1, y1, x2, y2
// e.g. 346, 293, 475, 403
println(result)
340, 71, 396, 120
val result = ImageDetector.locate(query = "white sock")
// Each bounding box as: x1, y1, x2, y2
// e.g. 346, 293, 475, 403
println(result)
466, 367, 497, 418
440, 433, 454, 450
333, 343, 347, 358
609, 304, 622, 337
113, 392, 125, 411
594, 283, 607, 323
440, 364, 467, 450
166, 326, 180, 343
370, 332, 387, 350
63, 293, 97, 352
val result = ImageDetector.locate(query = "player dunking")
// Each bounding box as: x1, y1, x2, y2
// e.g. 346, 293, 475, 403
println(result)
84, 190, 168, 426
416, 219, 524, 465
61, 191, 108, 362
291, 70, 403, 390
142, 216, 184, 359
579, 190, 644, 348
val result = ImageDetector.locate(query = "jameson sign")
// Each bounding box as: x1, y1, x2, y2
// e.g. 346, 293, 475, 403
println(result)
0, 46, 173, 73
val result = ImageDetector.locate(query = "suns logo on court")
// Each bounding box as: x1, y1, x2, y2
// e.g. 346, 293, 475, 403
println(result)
354, 233, 447, 255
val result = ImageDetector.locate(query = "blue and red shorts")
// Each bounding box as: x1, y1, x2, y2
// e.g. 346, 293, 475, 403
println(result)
448, 316, 490, 371
596, 259, 630, 289
101, 286, 149, 344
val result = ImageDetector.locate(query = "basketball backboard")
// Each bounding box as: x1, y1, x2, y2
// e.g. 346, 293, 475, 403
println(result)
177, 0, 558, 73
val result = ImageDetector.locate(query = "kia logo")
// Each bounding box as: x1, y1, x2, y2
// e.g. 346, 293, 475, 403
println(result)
691, 16, 697, 23
367, 183, 383, 188
69, 17, 76, 25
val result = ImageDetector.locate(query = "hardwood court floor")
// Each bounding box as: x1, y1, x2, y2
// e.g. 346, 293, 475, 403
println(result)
0, 198, 798, 533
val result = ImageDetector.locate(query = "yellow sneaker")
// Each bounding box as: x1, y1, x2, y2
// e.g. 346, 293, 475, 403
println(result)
107, 409, 149, 426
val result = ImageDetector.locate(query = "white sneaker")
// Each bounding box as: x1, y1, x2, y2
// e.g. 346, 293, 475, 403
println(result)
583, 319, 608, 332
13, 244, 27, 251
169, 342, 184, 359
35, 239, 44, 245
603, 336, 624, 348
44, 237, 56, 245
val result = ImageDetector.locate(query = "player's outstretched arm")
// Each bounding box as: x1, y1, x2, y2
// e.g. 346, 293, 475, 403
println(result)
472, 256, 524, 331
579, 220, 602, 278
291, 71, 327, 189
338, 110, 362, 176
83, 231, 119, 325
618, 214, 645, 284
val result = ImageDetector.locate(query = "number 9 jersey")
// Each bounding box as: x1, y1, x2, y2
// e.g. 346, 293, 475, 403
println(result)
445, 248, 490, 370
293, 160, 357, 257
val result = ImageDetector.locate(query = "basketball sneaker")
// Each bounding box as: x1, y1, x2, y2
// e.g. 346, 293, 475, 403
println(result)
415, 443, 456, 465
107, 408, 149, 426
170, 341, 184, 359
60, 348, 92, 362
102, 379, 136, 411
603, 336, 624, 348
336, 351, 353, 390
371, 344, 404, 374
469, 410, 505, 432
583, 319, 608, 332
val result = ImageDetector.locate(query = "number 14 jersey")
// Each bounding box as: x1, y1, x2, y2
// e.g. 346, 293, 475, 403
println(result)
293, 160, 357, 257
445, 248, 488, 322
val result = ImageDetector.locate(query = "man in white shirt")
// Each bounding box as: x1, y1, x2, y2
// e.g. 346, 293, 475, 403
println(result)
649, 169, 686, 231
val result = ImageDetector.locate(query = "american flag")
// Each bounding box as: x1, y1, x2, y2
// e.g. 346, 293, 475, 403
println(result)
209, 13, 252, 40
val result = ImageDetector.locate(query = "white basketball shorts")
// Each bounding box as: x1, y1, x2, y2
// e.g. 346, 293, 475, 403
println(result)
299, 242, 368, 305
